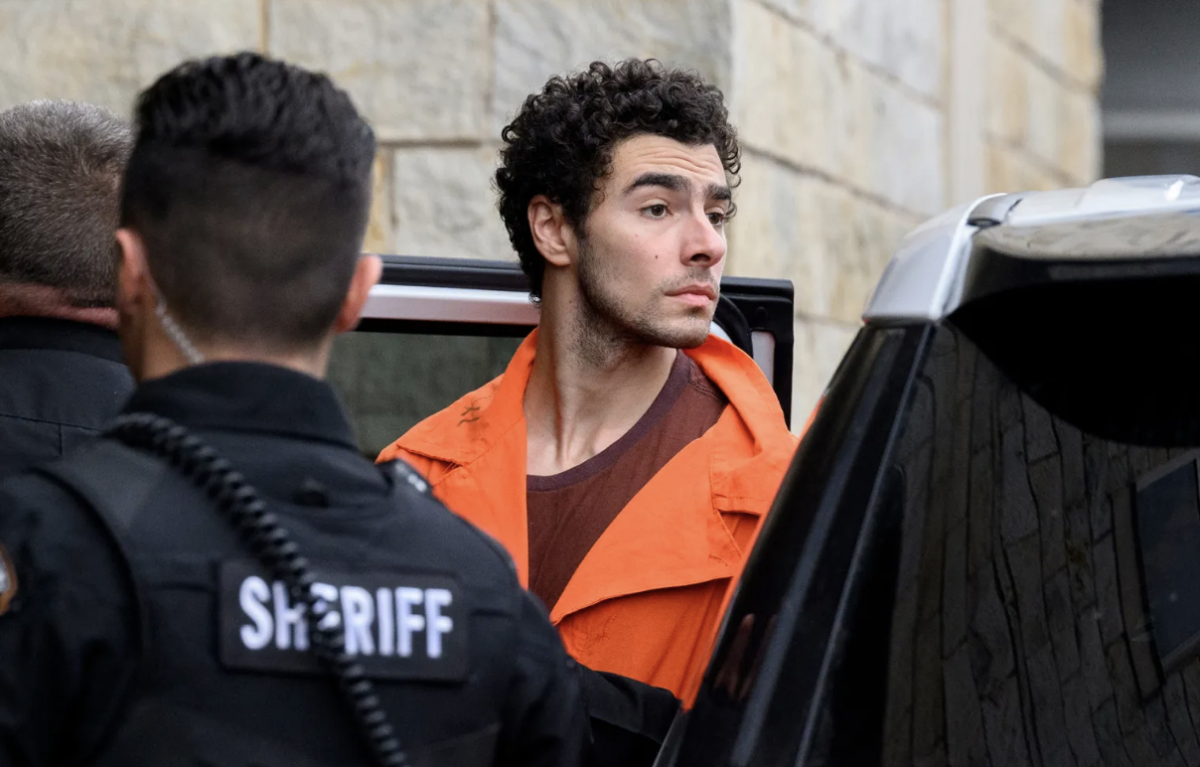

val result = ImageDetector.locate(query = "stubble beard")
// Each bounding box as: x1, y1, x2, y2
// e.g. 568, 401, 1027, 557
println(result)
572, 238, 714, 368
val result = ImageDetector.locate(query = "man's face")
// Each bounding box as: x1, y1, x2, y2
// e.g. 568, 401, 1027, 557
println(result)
573, 134, 730, 349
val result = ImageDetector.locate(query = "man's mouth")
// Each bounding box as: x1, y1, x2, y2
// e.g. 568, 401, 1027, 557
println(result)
666, 284, 717, 305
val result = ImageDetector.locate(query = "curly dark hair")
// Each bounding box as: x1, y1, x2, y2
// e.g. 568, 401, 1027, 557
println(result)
121, 52, 376, 349
496, 59, 740, 301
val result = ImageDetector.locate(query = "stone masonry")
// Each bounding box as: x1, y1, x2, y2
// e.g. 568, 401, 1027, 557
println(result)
0, 0, 1103, 428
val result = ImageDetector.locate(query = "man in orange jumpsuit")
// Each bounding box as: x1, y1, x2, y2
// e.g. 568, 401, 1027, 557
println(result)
379, 58, 798, 758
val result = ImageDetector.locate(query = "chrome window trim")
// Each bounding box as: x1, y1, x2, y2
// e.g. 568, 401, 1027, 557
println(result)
362, 284, 540, 325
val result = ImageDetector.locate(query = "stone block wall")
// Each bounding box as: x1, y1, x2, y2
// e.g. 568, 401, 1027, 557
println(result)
725, 0, 1103, 423
984, 0, 1104, 196
728, 0, 946, 422
0, 0, 1103, 428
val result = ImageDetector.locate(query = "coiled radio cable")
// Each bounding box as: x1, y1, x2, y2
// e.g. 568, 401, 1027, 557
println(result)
106, 412, 409, 767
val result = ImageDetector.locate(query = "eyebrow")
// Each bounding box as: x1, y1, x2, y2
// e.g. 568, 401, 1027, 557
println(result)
624, 172, 733, 204
625, 172, 687, 195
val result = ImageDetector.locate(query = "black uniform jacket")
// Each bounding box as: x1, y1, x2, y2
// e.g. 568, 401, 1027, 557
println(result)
0, 316, 134, 478
0, 362, 585, 767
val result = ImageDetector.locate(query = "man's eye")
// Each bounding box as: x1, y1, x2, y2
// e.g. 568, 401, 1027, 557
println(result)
644, 204, 668, 218
708, 211, 727, 227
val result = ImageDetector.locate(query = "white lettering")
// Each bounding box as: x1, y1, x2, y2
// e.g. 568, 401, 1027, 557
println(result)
232, 575, 457, 662
273, 581, 308, 651
239, 576, 273, 650
311, 582, 341, 631
376, 588, 395, 657
396, 587, 425, 657
341, 586, 375, 656
424, 588, 454, 659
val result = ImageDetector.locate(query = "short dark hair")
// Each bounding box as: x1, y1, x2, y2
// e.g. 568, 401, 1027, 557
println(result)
496, 59, 740, 301
120, 52, 376, 350
0, 101, 131, 307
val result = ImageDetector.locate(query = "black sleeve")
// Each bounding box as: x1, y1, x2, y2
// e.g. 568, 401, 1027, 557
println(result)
496, 590, 588, 767
0, 473, 140, 767
576, 666, 681, 767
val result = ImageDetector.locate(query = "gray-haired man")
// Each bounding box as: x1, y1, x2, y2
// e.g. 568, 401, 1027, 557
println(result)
0, 100, 135, 477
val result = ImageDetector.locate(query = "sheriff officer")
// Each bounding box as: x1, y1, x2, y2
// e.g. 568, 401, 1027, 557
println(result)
0, 52, 584, 767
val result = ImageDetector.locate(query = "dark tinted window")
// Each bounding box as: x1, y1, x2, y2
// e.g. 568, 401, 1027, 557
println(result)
326, 331, 521, 457
1137, 455, 1200, 672
881, 320, 1200, 766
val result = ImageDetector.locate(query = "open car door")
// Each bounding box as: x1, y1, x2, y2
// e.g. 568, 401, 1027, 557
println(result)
656, 175, 1200, 767
327, 255, 795, 459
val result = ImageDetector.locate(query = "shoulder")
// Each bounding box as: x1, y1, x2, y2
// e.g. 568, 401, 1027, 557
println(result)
687, 337, 798, 451
376, 372, 507, 469
0, 342, 134, 387
381, 458, 521, 586
0, 351, 131, 432
0, 466, 106, 539
0, 437, 170, 568
406, 373, 506, 444
0, 465, 132, 610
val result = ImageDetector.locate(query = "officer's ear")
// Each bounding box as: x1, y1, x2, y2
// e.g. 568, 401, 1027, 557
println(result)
333, 254, 383, 334
114, 228, 152, 317
528, 195, 575, 268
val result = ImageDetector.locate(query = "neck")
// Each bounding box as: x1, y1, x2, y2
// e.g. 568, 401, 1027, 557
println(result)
524, 294, 676, 476
0, 283, 117, 330
137, 326, 331, 383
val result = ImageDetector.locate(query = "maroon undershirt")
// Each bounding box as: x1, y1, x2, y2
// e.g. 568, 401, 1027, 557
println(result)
526, 351, 728, 611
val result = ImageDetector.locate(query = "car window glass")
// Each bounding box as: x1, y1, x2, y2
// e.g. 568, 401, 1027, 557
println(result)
880, 320, 1200, 766
326, 331, 523, 458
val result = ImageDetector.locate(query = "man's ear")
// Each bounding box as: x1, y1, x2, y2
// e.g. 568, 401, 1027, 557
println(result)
334, 254, 383, 333
528, 195, 576, 268
114, 228, 152, 316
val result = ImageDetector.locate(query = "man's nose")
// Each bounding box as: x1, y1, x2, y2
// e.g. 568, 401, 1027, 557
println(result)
683, 210, 727, 266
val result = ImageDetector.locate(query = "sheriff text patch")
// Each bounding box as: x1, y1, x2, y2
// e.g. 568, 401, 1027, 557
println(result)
219, 561, 467, 682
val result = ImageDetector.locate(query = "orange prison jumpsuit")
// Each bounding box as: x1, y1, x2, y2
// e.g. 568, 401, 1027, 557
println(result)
378, 331, 798, 704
